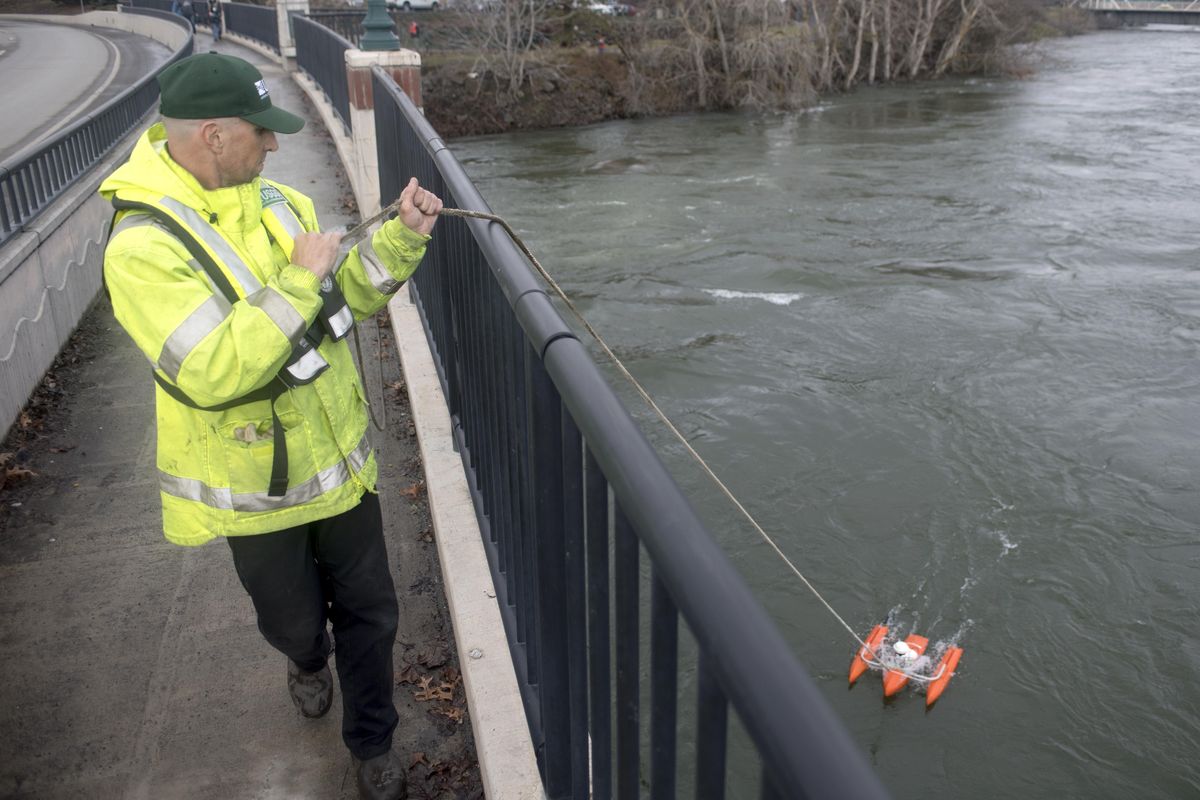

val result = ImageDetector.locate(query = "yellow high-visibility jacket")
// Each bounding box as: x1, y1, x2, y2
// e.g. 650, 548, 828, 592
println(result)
100, 123, 429, 546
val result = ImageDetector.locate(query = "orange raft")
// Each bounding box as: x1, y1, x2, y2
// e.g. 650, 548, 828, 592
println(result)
848, 623, 888, 686
847, 627, 965, 706
925, 646, 964, 707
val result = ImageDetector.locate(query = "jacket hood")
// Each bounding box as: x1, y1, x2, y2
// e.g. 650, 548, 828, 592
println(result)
100, 122, 265, 237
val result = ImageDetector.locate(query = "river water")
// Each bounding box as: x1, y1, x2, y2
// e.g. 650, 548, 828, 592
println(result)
448, 30, 1200, 798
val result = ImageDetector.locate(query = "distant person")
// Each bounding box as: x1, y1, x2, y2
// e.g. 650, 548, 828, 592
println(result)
99, 52, 442, 800
171, 0, 194, 29
408, 19, 419, 43
207, 0, 222, 42
596, 34, 606, 55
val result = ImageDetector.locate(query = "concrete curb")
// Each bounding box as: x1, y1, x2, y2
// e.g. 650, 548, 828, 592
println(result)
388, 285, 545, 800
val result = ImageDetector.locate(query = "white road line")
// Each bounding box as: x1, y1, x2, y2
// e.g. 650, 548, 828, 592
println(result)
33, 30, 123, 144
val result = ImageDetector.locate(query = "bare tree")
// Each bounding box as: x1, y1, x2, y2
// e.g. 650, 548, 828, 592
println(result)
467, 0, 557, 99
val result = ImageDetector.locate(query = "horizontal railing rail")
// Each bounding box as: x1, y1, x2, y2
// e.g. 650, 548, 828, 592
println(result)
224, 0, 279, 53
305, 9, 368, 47
294, 15, 353, 134
0, 7, 192, 247
125, 0, 174, 13
372, 67, 890, 800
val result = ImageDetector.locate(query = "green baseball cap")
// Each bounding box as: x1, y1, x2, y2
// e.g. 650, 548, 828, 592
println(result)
157, 52, 305, 134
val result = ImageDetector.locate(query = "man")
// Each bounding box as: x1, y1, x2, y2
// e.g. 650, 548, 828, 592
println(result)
208, 0, 223, 42
100, 52, 442, 800
170, 0, 194, 29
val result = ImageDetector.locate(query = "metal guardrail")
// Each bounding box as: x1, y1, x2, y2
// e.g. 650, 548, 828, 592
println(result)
0, 8, 193, 247
224, 1, 279, 53
371, 67, 890, 800
305, 10, 368, 47
125, 0, 174, 13
1079, 0, 1200, 9
294, 16, 352, 134
126, 0, 224, 28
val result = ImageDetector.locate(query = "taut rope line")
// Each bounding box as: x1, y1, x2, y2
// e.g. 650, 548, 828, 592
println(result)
344, 201, 931, 680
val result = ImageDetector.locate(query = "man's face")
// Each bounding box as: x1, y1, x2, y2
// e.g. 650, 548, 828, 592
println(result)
215, 118, 278, 187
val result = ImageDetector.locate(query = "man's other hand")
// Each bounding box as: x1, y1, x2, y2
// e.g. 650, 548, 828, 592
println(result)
292, 231, 343, 282
397, 177, 443, 236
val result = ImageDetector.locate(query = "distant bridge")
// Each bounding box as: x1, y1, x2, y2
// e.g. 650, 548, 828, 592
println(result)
1078, 0, 1200, 25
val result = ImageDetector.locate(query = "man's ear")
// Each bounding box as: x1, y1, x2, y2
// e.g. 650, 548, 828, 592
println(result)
199, 119, 224, 153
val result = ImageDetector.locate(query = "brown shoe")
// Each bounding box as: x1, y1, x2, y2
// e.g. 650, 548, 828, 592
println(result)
356, 750, 406, 800
286, 659, 333, 718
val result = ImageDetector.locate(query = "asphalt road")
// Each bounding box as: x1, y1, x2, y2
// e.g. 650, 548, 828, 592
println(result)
0, 19, 172, 163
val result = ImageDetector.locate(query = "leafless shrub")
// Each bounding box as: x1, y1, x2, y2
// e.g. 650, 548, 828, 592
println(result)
466, 0, 560, 99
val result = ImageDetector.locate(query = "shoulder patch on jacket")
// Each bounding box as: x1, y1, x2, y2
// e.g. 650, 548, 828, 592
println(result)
260, 184, 288, 208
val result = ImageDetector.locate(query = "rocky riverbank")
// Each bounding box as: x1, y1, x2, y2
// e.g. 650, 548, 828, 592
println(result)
415, 4, 1096, 141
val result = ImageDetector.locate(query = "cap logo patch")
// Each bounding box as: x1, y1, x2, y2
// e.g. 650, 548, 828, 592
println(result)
255, 79, 269, 99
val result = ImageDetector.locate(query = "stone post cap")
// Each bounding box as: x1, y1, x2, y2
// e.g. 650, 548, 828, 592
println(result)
346, 48, 421, 69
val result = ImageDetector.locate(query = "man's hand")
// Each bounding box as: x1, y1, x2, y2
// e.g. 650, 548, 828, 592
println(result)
397, 177, 442, 236
292, 231, 343, 282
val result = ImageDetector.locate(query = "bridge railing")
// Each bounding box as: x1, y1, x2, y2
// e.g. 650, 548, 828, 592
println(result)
0, 8, 193, 247
371, 67, 890, 800
1080, 0, 1200, 9
293, 15, 353, 134
305, 9, 368, 47
224, 1, 279, 53
124, 0, 173, 12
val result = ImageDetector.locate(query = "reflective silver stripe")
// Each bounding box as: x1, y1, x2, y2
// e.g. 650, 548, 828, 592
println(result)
157, 433, 374, 512
246, 285, 307, 344
157, 195, 264, 293
358, 236, 400, 295
110, 211, 171, 239
285, 347, 328, 382
111, 214, 219, 290
158, 294, 232, 381
264, 201, 306, 241
345, 433, 371, 473
327, 303, 354, 339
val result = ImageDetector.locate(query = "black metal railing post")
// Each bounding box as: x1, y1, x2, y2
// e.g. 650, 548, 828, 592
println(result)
650, 570, 679, 798
585, 448, 613, 800
528, 348, 571, 795
561, 412, 591, 799
613, 506, 640, 799
696, 655, 729, 800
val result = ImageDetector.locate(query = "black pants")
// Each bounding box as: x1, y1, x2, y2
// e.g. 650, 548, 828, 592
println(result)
226, 493, 399, 760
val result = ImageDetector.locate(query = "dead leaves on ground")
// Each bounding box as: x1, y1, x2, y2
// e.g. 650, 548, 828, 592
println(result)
399, 649, 467, 728
406, 750, 482, 800
399, 480, 426, 501
413, 674, 457, 703
0, 453, 37, 491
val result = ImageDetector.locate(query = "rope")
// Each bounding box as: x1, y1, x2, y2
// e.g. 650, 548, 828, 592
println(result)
343, 201, 934, 682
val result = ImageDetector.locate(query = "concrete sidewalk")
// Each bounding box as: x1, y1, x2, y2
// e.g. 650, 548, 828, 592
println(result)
0, 40, 479, 799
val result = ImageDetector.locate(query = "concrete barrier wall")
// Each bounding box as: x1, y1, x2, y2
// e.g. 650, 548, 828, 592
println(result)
0, 145, 131, 437
0, 8, 177, 437
0, 10, 190, 49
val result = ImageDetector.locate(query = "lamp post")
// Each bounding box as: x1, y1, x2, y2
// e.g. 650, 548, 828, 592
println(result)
360, 0, 401, 50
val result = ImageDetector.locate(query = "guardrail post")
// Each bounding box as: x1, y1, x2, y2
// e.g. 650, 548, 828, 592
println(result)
276, 0, 308, 63
345, 49, 422, 216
